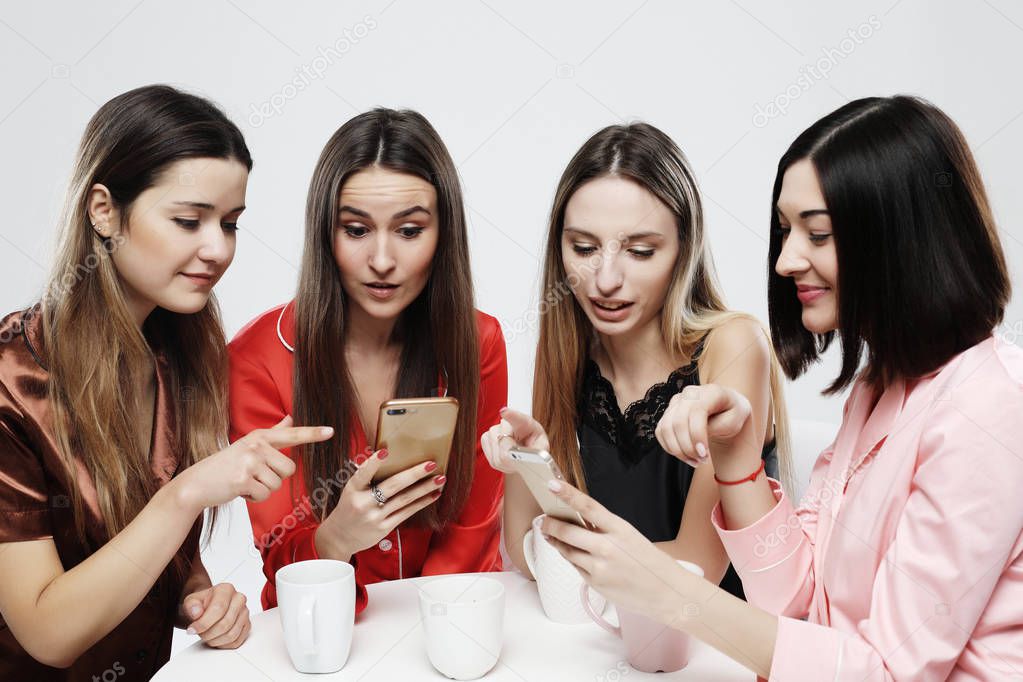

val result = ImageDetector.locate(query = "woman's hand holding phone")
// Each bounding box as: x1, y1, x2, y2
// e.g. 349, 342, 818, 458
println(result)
480, 407, 551, 474
314, 450, 446, 561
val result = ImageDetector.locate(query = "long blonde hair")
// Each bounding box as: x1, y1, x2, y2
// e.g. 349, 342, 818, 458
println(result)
41, 85, 251, 550
534, 123, 794, 495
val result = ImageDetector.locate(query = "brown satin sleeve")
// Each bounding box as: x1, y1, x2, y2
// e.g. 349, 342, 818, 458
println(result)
0, 403, 53, 543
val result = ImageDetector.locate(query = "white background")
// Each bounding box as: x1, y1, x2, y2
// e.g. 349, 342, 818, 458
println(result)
1, 0, 1021, 658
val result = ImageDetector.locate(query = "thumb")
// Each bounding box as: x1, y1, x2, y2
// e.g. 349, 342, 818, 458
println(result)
183, 588, 210, 621
275, 415, 294, 428
348, 449, 387, 489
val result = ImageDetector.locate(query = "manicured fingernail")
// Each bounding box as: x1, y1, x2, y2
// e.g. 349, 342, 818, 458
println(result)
424, 461, 437, 472
696, 442, 707, 459
189, 605, 201, 617
320, 427, 334, 437
377, 449, 389, 460
186, 627, 196, 635
432, 490, 442, 499
354, 454, 366, 465
547, 479, 562, 492
434, 475, 446, 485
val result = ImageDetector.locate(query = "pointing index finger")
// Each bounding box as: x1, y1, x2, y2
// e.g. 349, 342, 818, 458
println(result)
265, 425, 335, 449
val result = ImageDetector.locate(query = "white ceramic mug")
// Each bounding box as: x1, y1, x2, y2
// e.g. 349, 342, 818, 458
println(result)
418, 575, 505, 680
275, 559, 355, 674
581, 560, 704, 673
523, 514, 606, 623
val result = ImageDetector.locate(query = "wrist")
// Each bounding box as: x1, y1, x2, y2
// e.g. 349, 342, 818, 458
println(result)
160, 473, 204, 518
659, 566, 711, 632
314, 524, 353, 563
711, 455, 764, 485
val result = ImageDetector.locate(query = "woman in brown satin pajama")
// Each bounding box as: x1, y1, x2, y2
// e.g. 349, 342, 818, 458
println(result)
0, 86, 332, 681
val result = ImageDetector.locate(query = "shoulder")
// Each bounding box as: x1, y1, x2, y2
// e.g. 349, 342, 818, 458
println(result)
0, 310, 44, 431
917, 336, 1023, 505
698, 313, 771, 379
0, 308, 44, 390
474, 310, 505, 353
926, 335, 1023, 429
228, 302, 293, 361
0, 310, 30, 362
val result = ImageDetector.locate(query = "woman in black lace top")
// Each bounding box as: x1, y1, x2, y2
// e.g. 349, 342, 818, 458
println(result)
577, 337, 778, 597
482, 122, 792, 598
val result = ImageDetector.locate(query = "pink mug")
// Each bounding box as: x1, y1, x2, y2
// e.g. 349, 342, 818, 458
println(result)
580, 560, 704, 673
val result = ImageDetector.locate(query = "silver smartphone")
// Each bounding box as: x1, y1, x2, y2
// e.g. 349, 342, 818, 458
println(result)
508, 446, 589, 527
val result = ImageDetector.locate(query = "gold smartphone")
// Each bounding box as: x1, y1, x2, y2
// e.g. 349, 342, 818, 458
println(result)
508, 446, 589, 527
372, 397, 459, 484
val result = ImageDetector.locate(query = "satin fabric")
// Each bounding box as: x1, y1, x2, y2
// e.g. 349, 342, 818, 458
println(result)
715, 335, 1023, 680
0, 308, 200, 681
228, 302, 507, 614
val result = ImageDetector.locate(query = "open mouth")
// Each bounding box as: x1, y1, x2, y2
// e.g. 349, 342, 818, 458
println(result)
591, 300, 633, 312
365, 282, 400, 299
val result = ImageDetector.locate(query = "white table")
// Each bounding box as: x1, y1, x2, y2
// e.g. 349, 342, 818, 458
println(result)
155, 571, 753, 680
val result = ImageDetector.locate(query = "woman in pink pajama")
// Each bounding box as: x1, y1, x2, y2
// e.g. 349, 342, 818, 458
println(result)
509, 95, 1023, 680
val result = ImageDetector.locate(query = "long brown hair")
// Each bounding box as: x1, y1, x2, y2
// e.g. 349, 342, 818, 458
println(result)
294, 109, 478, 529
41, 85, 252, 551
535, 123, 794, 494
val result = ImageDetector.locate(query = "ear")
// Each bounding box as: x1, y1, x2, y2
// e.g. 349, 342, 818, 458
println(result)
86, 183, 120, 237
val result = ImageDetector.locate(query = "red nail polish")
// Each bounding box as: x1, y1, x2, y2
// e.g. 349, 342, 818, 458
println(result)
354, 454, 366, 465
432, 490, 442, 499
434, 475, 446, 486
424, 461, 437, 472
378, 449, 389, 460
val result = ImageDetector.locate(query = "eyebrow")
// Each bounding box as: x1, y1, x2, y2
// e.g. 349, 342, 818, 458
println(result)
775, 207, 830, 221
339, 205, 432, 220
564, 227, 665, 241
173, 201, 246, 213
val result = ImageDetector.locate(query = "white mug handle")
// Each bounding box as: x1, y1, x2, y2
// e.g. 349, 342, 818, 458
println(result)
298, 593, 317, 655
581, 584, 620, 637
521, 529, 537, 579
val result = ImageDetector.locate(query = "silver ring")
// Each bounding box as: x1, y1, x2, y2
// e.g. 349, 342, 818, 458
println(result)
371, 484, 387, 507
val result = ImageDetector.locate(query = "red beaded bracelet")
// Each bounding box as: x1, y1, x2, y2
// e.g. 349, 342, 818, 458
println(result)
713, 458, 765, 486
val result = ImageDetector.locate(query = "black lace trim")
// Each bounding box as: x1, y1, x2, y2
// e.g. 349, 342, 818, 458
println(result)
579, 339, 706, 464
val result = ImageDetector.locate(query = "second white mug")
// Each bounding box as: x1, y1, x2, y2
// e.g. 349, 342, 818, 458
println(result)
523, 514, 606, 624
419, 575, 506, 681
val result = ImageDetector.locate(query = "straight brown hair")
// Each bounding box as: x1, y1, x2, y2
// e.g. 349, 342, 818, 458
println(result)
293, 109, 478, 529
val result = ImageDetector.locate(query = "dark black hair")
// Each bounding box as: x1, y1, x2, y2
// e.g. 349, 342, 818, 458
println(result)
768, 95, 1009, 394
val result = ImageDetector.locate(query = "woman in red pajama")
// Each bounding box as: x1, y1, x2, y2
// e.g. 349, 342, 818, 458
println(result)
228, 109, 507, 614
